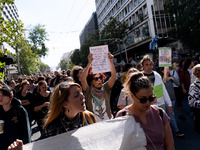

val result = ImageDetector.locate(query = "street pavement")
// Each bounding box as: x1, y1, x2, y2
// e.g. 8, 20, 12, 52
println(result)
173, 97, 200, 150
30, 96, 200, 149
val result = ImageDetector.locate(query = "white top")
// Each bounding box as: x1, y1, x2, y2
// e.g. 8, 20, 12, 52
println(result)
153, 71, 172, 107
92, 99, 109, 122
117, 88, 133, 107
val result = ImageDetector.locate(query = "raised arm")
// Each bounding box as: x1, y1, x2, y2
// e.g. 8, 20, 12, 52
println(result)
107, 52, 116, 89
81, 53, 93, 91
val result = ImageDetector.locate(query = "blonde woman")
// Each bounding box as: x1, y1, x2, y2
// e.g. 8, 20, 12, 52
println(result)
42, 82, 96, 138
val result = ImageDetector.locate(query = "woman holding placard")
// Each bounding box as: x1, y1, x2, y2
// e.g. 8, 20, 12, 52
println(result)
81, 52, 116, 121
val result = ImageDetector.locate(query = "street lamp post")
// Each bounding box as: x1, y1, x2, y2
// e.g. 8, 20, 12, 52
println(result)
99, 38, 128, 63
15, 44, 21, 75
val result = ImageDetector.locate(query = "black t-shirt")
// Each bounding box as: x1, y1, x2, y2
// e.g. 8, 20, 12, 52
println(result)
16, 91, 34, 109
32, 92, 51, 120
144, 72, 155, 85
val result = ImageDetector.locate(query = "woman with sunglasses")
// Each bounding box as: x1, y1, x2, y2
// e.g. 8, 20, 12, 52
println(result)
116, 72, 174, 150
16, 80, 34, 124
8, 82, 96, 150
81, 52, 116, 121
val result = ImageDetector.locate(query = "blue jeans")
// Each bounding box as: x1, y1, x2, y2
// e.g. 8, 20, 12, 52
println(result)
165, 101, 179, 132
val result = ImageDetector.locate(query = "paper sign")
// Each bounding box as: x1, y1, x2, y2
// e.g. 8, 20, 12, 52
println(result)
89, 45, 111, 74
24, 116, 146, 150
159, 47, 172, 67
153, 84, 164, 99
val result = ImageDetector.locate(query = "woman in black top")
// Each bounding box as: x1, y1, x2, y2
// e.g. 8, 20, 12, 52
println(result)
16, 80, 34, 123
32, 80, 51, 135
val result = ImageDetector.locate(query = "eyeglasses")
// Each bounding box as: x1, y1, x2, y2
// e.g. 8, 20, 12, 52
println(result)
93, 76, 103, 81
134, 94, 156, 104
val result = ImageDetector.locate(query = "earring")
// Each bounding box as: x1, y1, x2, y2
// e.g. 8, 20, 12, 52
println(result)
67, 109, 70, 113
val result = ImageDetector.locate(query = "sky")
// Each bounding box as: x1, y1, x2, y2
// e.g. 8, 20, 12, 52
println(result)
15, 0, 96, 69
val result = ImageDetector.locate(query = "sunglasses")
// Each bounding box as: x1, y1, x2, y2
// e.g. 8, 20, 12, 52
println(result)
134, 94, 156, 104
93, 76, 103, 81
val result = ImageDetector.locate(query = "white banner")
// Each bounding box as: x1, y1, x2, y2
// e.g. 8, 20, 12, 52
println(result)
24, 116, 146, 150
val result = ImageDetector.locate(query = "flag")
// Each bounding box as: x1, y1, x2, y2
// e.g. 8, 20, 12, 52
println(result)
149, 35, 158, 50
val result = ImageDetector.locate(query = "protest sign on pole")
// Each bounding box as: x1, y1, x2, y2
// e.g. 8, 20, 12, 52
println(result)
158, 47, 172, 67
89, 45, 111, 74
24, 116, 146, 150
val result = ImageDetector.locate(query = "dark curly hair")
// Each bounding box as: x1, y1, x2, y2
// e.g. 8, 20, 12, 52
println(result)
125, 72, 152, 94
86, 66, 106, 86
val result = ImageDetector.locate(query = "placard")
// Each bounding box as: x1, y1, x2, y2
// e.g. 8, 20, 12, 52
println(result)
89, 45, 111, 74
159, 47, 172, 67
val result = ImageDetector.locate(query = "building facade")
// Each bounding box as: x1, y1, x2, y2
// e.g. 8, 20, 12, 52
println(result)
0, 3, 19, 79
79, 12, 98, 46
95, 0, 173, 62
1, 3, 19, 53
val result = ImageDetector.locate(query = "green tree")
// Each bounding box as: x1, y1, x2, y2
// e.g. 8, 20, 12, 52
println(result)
70, 49, 81, 65
38, 62, 49, 74
60, 59, 68, 70
100, 17, 131, 53
78, 31, 100, 67
19, 47, 39, 75
66, 60, 75, 70
165, 0, 200, 50
28, 24, 49, 57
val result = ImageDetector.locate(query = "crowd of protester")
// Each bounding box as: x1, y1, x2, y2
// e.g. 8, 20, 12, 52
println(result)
1, 52, 200, 150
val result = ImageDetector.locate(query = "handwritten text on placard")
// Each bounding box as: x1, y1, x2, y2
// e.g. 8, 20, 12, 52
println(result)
89, 45, 111, 74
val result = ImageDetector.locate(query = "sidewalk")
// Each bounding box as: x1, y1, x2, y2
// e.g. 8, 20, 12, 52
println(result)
173, 97, 200, 150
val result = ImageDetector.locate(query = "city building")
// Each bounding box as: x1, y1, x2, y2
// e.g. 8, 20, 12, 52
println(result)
95, 0, 177, 62
79, 12, 98, 46
0, 3, 19, 53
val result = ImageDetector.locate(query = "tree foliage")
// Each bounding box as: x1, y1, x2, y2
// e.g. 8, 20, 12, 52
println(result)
2, 19, 25, 47
70, 49, 81, 65
60, 59, 74, 70
165, 0, 200, 50
19, 46, 39, 75
100, 17, 131, 53
28, 24, 49, 57
38, 61, 49, 74
60, 59, 68, 70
